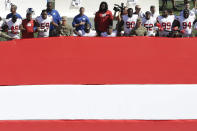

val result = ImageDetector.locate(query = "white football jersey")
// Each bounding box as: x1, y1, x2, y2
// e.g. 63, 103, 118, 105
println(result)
151, 12, 159, 22
73, 30, 97, 37
157, 15, 175, 36
142, 17, 156, 36
101, 31, 117, 37
36, 15, 53, 37
122, 14, 138, 35
6, 18, 22, 39
176, 16, 195, 36
83, 30, 97, 37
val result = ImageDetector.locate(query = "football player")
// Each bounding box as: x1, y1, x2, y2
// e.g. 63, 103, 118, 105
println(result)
157, 10, 175, 37
173, 9, 196, 37
121, 8, 138, 36
74, 23, 96, 37
35, 10, 58, 38
101, 26, 117, 37
142, 11, 157, 36
5, 15, 22, 39
150, 5, 159, 22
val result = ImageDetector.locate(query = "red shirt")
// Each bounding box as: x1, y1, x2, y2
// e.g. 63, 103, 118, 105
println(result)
94, 10, 113, 32
22, 19, 35, 38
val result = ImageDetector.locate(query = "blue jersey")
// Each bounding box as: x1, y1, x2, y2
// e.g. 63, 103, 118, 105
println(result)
72, 14, 91, 31
47, 9, 61, 30
6, 13, 22, 19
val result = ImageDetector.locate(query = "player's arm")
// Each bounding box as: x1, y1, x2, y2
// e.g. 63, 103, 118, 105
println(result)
20, 24, 25, 31
117, 11, 122, 22
94, 12, 99, 33
1, 23, 8, 32
35, 21, 43, 32
86, 16, 92, 28
193, 19, 197, 25
51, 21, 58, 27
144, 28, 148, 36
70, 27, 74, 36
109, 11, 113, 27
72, 17, 84, 27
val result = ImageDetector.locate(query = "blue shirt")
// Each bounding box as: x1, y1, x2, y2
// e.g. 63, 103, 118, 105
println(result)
47, 9, 61, 30
6, 13, 22, 19
72, 14, 91, 31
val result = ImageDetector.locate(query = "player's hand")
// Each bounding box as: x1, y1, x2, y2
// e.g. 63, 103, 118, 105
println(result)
156, 23, 161, 28
159, 27, 164, 31
12, 30, 19, 34
180, 30, 185, 34
173, 26, 179, 31
79, 22, 85, 25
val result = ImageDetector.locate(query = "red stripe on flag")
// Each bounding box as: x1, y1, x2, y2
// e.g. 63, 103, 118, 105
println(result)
0, 120, 197, 131
0, 37, 197, 85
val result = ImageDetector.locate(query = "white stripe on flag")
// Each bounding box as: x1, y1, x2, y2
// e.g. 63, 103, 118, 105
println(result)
0, 85, 197, 120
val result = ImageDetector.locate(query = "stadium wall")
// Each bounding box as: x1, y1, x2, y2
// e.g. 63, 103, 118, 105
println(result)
55, 0, 159, 18
0, 0, 159, 18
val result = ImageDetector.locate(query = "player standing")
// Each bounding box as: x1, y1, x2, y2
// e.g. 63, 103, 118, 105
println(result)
121, 8, 138, 36
157, 10, 175, 37
150, 5, 159, 22
5, 15, 22, 39
142, 11, 157, 36
35, 10, 58, 38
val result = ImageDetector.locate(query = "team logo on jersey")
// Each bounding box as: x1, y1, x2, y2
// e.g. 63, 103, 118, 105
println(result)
83, 18, 86, 20
53, 13, 56, 15
27, 23, 32, 26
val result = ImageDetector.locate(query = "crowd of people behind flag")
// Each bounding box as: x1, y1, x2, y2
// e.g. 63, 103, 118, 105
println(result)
0, 1, 197, 40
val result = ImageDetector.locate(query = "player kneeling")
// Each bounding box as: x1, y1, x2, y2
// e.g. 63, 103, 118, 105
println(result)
121, 8, 138, 36
157, 10, 175, 37
173, 9, 196, 37
74, 23, 97, 37
35, 10, 58, 38
101, 26, 117, 37
5, 15, 22, 39
142, 11, 157, 36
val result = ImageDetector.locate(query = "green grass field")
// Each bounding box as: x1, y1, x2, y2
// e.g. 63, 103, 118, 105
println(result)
159, 0, 195, 15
